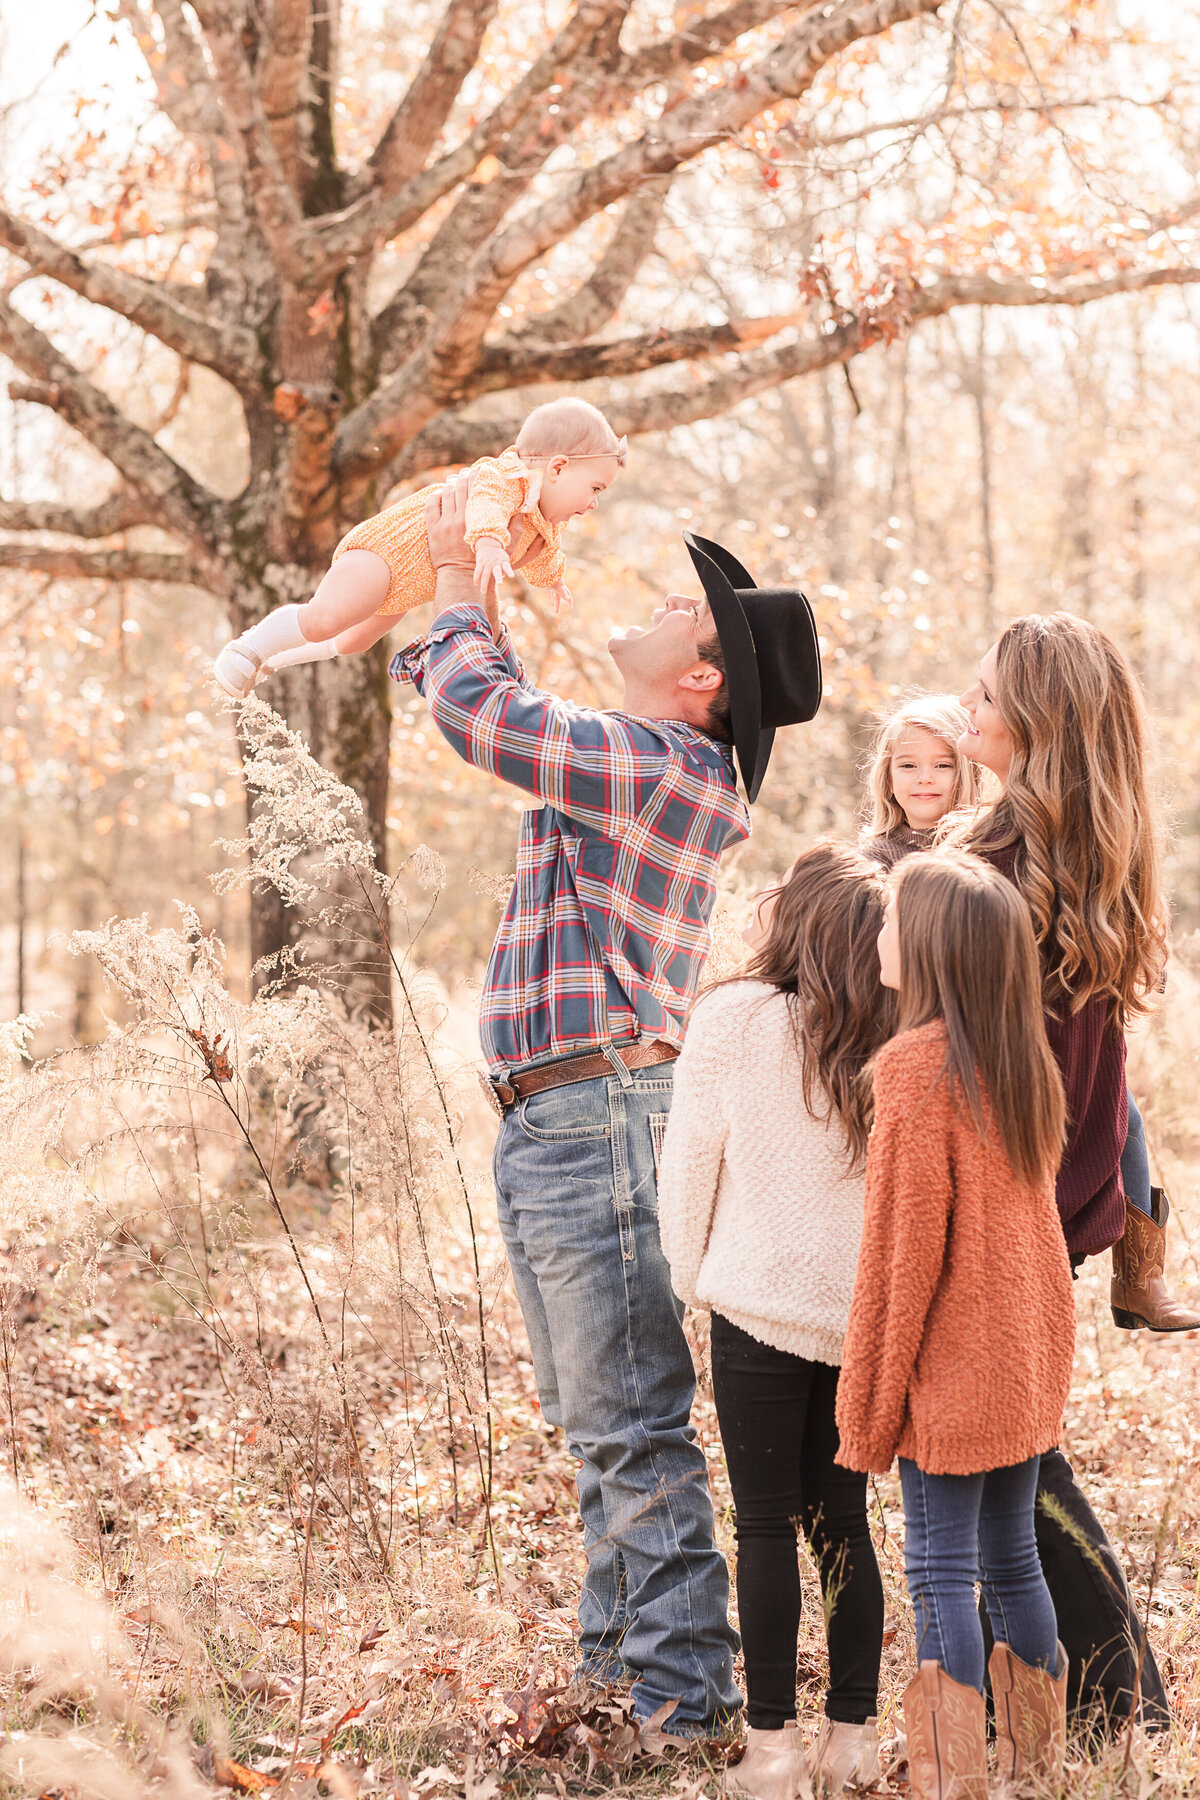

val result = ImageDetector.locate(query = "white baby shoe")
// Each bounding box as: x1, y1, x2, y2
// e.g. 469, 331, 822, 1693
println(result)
213, 639, 265, 698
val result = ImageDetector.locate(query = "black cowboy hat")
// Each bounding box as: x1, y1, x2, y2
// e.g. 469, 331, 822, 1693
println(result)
683, 530, 822, 803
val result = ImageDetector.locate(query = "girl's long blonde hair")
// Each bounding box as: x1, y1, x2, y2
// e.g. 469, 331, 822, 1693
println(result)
890, 850, 1066, 1186
861, 694, 983, 837
960, 612, 1168, 1019
740, 840, 898, 1166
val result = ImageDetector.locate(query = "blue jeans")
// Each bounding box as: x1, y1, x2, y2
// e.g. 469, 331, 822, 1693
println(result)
1122, 1090, 1152, 1217
899, 1456, 1060, 1693
492, 1062, 741, 1732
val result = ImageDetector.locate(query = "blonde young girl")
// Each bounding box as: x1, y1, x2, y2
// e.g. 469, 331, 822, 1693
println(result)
836, 850, 1074, 1800
213, 398, 626, 697
658, 843, 896, 1800
859, 694, 983, 869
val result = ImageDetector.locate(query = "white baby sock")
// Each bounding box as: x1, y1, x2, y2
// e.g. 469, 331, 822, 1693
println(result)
266, 639, 339, 671
240, 603, 309, 660
214, 604, 319, 697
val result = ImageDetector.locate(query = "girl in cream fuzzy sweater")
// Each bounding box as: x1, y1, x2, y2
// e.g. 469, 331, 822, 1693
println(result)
658, 841, 898, 1800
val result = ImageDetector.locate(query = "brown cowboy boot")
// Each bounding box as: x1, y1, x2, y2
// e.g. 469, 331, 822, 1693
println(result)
902, 1662, 986, 1800
989, 1639, 1067, 1790
1111, 1188, 1200, 1331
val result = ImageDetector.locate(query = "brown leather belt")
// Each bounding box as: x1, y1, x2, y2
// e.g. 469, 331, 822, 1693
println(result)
490, 1040, 680, 1111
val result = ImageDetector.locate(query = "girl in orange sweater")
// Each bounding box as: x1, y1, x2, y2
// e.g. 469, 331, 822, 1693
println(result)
836, 850, 1075, 1800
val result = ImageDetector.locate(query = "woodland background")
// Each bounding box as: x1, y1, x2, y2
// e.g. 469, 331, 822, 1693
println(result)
2, 1, 1200, 1797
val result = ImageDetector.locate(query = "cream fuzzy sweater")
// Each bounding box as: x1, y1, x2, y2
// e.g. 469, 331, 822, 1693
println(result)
657, 979, 867, 1366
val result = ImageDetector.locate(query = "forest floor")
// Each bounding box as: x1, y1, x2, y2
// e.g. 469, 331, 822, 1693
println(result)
4, 1201, 1200, 1800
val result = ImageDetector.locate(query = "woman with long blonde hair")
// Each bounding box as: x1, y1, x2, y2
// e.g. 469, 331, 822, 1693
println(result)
957, 610, 1174, 1734
959, 613, 1170, 1258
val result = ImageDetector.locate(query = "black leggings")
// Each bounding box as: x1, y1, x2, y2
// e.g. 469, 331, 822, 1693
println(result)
710, 1313, 884, 1728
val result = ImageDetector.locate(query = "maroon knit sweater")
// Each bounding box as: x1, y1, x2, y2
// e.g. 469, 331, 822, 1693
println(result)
980, 841, 1127, 1258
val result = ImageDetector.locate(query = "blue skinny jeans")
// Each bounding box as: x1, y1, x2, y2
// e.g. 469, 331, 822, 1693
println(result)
1122, 1089, 1152, 1218
899, 1455, 1061, 1693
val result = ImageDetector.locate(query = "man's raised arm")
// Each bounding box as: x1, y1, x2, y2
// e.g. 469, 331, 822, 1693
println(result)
402, 481, 666, 829
428, 473, 502, 641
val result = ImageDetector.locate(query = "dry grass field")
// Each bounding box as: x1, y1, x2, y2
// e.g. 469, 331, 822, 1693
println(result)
3, 1180, 1200, 1800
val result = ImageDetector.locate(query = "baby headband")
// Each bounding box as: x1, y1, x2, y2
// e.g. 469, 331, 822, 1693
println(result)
520, 436, 628, 461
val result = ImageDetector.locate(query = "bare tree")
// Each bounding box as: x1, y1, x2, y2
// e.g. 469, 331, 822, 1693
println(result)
1, 0, 1198, 1012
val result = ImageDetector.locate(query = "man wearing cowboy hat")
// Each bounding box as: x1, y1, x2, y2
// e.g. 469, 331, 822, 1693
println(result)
392, 481, 820, 1743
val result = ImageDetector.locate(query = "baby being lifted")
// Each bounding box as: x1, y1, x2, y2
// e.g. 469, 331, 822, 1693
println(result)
213, 397, 626, 697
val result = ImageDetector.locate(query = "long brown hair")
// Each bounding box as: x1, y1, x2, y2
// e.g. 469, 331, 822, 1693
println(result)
744, 841, 898, 1166
889, 850, 1065, 1186
961, 612, 1168, 1019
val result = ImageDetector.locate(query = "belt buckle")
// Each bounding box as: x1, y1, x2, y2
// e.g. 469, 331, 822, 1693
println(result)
479, 1069, 516, 1118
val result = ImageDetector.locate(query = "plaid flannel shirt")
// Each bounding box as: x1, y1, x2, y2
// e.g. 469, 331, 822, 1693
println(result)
392, 604, 751, 1074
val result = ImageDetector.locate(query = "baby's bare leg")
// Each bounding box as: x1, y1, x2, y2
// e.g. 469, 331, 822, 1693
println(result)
299, 551, 391, 639
334, 612, 397, 654
213, 550, 391, 696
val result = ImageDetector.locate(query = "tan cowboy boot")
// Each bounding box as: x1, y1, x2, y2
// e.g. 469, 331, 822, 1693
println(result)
989, 1639, 1067, 1790
810, 1716, 880, 1793
1111, 1189, 1200, 1331
902, 1662, 986, 1800
726, 1722, 812, 1800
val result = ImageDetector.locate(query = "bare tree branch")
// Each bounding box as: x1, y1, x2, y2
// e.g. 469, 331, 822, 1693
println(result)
0, 297, 227, 571
373, 0, 884, 385
190, 0, 306, 277
0, 544, 204, 584
256, 0, 313, 196
335, 0, 944, 476
339, 0, 801, 282
434, 0, 946, 376
117, 0, 222, 135
368, 4, 782, 374
0, 493, 155, 535
116, 0, 264, 311
307, 0, 622, 279
381, 263, 1200, 479
805, 91, 1178, 152
604, 265, 1200, 431
0, 207, 262, 391
368, 0, 501, 197
618, 0, 813, 86
474, 311, 807, 391
508, 179, 671, 345
370, 173, 537, 377
368, 2, 634, 375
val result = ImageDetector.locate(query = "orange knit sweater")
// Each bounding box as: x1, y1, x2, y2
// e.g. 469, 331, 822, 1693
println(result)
835, 1021, 1076, 1478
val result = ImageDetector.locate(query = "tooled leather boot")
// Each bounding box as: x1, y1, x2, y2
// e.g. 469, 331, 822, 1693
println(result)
1111, 1188, 1200, 1331
989, 1638, 1067, 1791
902, 1662, 986, 1800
